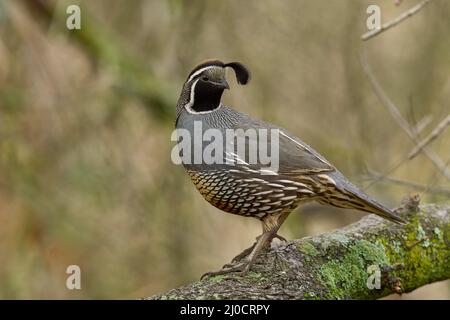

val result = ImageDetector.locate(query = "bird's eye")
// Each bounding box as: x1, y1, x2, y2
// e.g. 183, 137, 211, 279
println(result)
202, 76, 209, 81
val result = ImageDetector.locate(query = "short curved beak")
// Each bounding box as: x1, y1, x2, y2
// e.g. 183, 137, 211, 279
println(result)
219, 79, 230, 90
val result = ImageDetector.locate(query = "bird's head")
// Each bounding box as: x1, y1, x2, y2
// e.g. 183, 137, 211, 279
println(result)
177, 60, 251, 115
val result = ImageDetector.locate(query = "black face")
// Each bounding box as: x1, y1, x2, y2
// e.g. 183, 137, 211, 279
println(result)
191, 76, 229, 113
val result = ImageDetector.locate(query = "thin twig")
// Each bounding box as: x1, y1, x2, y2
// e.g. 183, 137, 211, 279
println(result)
365, 170, 450, 197
408, 115, 450, 160
360, 53, 450, 181
412, 114, 433, 135
361, 0, 433, 41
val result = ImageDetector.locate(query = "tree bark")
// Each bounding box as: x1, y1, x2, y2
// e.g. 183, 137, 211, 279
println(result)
149, 196, 450, 300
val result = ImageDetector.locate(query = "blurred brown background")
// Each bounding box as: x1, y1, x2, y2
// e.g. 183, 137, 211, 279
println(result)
0, 0, 448, 299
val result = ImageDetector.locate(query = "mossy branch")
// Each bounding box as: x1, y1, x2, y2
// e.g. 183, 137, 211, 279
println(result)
149, 199, 450, 300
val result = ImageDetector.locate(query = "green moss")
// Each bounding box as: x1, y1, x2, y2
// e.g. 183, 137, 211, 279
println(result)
319, 233, 351, 251
392, 240, 401, 254
404, 224, 449, 288
416, 224, 426, 241
328, 233, 350, 246
379, 208, 450, 293
433, 227, 442, 241
421, 239, 431, 248
303, 291, 320, 300
298, 241, 319, 257
160, 293, 181, 300
318, 240, 388, 299
209, 275, 226, 282
247, 271, 268, 284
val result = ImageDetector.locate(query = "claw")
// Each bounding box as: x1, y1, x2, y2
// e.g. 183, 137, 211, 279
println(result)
201, 260, 250, 280
222, 262, 235, 269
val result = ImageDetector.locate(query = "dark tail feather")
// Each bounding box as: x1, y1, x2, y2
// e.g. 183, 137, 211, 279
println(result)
326, 173, 407, 224
348, 191, 407, 225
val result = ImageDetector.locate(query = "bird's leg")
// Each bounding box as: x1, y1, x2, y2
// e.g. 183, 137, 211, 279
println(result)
274, 234, 288, 242
201, 212, 290, 279
223, 233, 288, 268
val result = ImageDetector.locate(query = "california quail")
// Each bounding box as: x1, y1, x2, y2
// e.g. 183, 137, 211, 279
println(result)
174, 60, 406, 278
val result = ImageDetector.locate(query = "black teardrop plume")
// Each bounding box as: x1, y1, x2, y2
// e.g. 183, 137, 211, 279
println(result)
225, 62, 251, 85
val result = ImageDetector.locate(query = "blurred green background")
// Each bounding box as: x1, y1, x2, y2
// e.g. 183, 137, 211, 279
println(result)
0, 0, 449, 299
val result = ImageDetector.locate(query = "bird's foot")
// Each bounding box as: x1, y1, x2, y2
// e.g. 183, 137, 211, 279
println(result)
201, 229, 287, 280
201, 260, 251, 280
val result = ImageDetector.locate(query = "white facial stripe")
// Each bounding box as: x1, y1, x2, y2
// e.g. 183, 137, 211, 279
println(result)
184, 78, 198, 112
184, 78, 222, 114
187, 66, 217, 82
